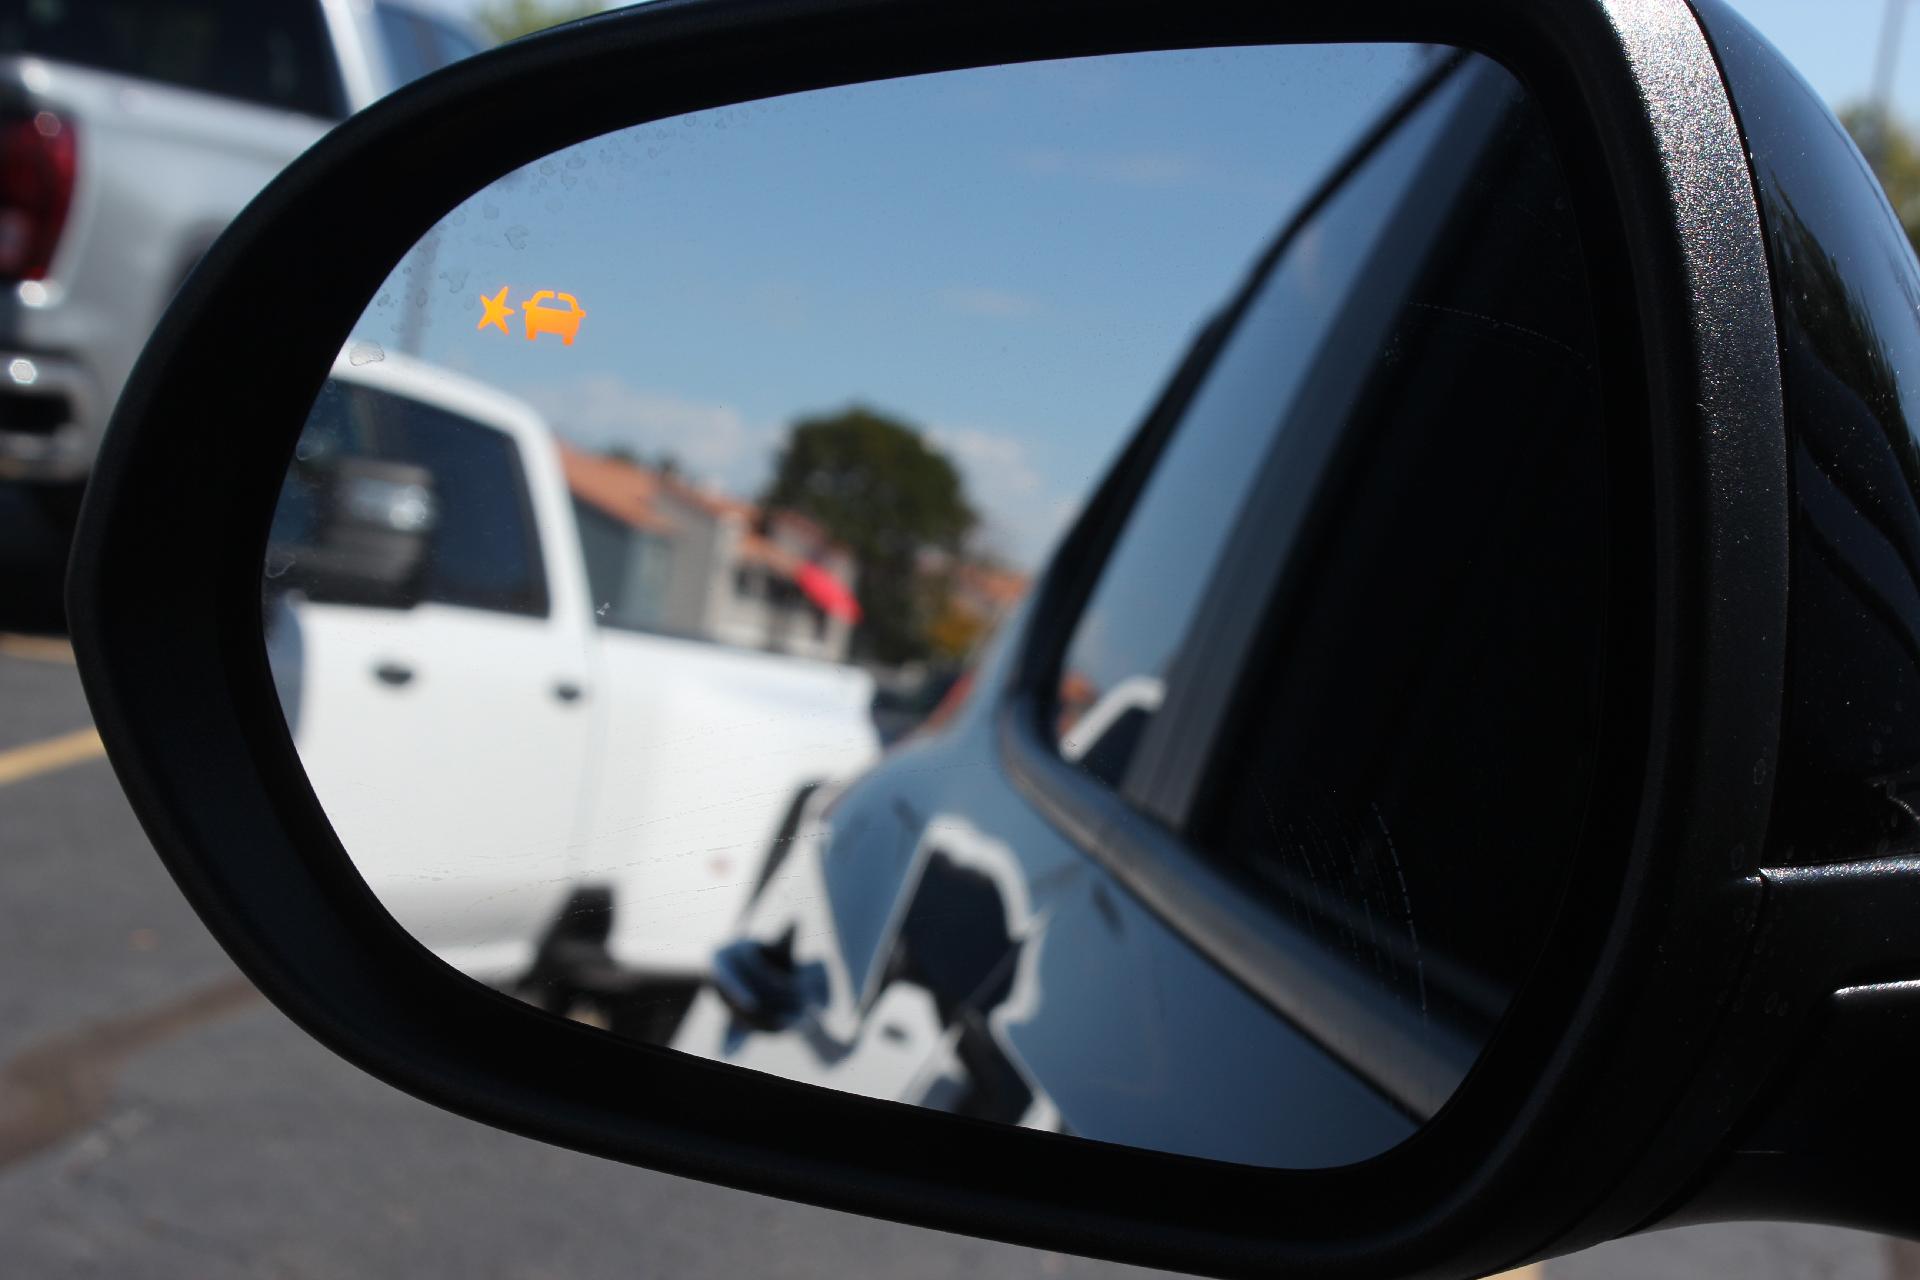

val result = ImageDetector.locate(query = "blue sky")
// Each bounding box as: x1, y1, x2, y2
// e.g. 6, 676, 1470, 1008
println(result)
356, 45, 1431, 566
379, 3, 1917, 566
1718, 0, 1920, 120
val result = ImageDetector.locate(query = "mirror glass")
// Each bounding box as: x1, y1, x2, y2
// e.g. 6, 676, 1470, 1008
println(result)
264, 44, 1615, 1169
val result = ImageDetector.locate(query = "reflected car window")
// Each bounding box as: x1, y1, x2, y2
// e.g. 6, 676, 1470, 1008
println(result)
1196, 83, 1608, 1036
1051, 69, 1470, 785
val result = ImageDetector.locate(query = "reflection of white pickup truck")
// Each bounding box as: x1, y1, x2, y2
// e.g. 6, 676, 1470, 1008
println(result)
264, 352, 881, 1029
0, 0, 485, 510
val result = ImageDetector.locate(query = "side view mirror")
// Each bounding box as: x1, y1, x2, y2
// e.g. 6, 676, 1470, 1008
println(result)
63, 0, 1920, 1275
267, 452, 437, 610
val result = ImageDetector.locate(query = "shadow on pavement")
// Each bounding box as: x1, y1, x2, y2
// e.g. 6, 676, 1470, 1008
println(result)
0, 483, 76, 636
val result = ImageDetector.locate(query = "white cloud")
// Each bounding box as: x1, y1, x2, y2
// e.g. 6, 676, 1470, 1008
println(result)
939, 286, 1043, 320
931, 425, 1077, 569
525, 376, 772, 490
933, 427, 1042, 495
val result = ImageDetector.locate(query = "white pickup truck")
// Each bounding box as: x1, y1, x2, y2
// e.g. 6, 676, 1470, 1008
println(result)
0, 0, 485, 513
264, 353, 882, 1034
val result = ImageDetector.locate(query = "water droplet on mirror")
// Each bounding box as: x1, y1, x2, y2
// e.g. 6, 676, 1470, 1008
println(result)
482, 202, 500, 220
441, 267, 469, 294
347, 340, 385, 366
566, 151, 586, 169
505, 225, 529, 250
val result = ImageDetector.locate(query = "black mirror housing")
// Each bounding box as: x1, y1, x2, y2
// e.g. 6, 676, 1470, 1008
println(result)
61, 0, 1920, 1273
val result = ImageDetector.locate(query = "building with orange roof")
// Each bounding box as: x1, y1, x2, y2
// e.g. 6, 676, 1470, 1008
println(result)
561, 443, 860, 663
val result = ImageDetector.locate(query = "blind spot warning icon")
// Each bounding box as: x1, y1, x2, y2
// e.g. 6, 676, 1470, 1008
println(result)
477, 285, 514, 333
524, 291, 586, 345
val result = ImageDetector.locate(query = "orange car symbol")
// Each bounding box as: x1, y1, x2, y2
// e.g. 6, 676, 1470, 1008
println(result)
523, 290, 585, 345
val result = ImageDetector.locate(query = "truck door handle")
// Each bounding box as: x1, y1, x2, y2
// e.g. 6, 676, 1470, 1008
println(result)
373, 661, 414, 687
552, 680, 585, 703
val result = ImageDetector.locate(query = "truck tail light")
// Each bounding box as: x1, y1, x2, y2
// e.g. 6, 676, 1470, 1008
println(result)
0, 111, 76, 283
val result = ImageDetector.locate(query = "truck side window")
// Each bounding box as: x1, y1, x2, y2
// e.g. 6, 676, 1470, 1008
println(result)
1051, 69, 1467, 785
388, 395, 551, 619
280, 382, 551, 618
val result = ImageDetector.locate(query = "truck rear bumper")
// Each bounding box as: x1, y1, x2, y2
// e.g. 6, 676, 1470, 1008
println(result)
0, 350, 99, 482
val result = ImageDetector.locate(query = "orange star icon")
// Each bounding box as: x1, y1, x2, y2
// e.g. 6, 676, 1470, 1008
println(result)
477, 285, 515, 334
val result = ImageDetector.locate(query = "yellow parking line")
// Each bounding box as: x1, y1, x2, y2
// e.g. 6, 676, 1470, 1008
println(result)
0, 634, 74, 664
0, 727, 104, 786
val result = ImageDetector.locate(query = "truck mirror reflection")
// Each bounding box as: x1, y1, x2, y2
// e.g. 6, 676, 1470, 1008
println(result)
266, 455, 436, 610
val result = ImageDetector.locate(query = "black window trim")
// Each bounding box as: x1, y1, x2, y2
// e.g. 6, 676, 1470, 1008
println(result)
995, 54, 1518, 1122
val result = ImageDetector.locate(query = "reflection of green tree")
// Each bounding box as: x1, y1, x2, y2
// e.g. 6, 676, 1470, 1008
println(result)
762, 407, 976, 664
474, 0, 602, 42
1841, 104, 1920, 258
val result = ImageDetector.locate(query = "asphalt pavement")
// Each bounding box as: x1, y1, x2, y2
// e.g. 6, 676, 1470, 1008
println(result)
0, 482, 1903, 1279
